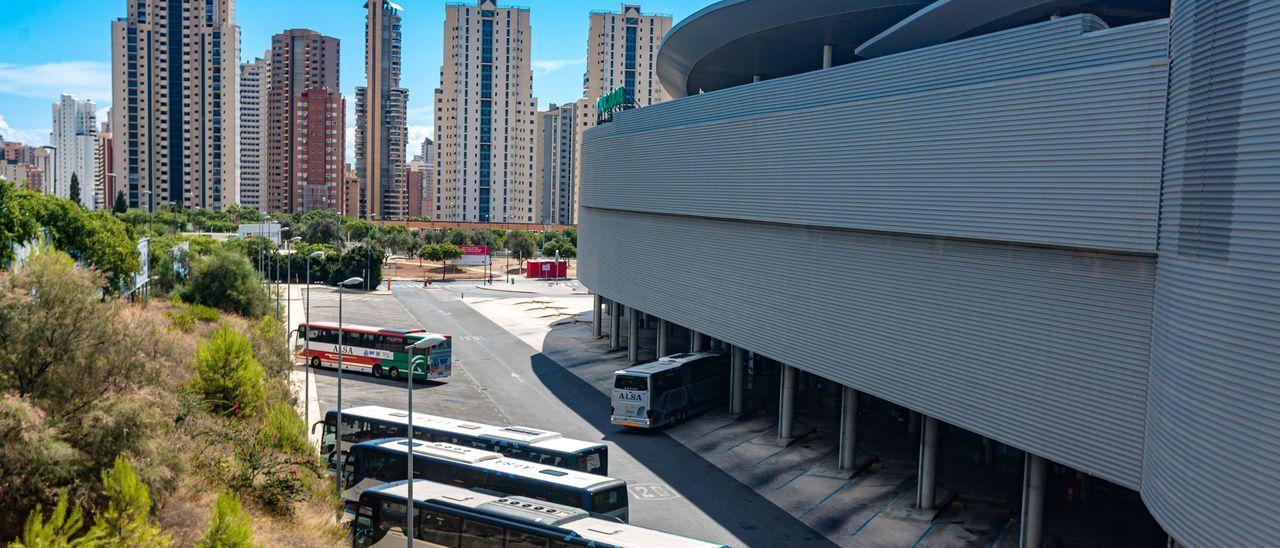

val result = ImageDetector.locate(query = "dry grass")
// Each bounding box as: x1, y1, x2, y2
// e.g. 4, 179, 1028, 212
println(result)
156, 482, 345, 547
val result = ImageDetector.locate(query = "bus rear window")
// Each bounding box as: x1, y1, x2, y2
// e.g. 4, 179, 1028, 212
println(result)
590, 486, 628, 514
614, 375, 647, 391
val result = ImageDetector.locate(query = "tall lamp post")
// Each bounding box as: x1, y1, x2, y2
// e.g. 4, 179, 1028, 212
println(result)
334, 276, 364, 499
285, 236, 301, 332
404, 334, 447, 546
303, 251, 325, 429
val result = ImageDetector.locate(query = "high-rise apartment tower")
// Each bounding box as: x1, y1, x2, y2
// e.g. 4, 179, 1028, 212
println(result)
50, 94, 98, 209
111, 0, 240, 211
266, 29, 344, 213
434, 0, 536, 223
238, 56, 268, 210
355, 0, 408, 220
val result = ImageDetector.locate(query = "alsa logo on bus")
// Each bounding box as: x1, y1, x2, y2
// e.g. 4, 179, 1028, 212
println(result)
616, 391, 644, 402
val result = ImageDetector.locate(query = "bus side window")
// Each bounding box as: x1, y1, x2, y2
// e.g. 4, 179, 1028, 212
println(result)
460, 519, 504, 548
416, 511, 462, 546
505, 530, 549, 548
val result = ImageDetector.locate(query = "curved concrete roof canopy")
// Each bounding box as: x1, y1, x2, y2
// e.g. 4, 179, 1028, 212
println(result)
657, 0, 1170, 98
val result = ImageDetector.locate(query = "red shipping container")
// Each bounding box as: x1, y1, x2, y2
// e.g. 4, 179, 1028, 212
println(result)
525, 259, 568, 279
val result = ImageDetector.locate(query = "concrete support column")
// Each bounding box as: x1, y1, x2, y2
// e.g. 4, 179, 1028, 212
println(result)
916, 415, 939, 509
730, 346, 746, 414
839, 385, 859, 470
778, 364, 796, 439
1019, 453, 1047, 548
609, 302, 621, 350
752, 75, 762, 83
592, 295, 603, 338
691, 331, 707, 352
656, 319, 670, 357
822, 44, 834, 69
628, 308, 640, 363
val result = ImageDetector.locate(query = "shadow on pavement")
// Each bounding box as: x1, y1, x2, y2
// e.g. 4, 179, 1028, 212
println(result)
307, 367, 443, 391
529, 351, 837, 547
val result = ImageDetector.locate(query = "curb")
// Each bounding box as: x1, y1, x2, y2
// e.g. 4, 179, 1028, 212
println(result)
472, 284, 539, 295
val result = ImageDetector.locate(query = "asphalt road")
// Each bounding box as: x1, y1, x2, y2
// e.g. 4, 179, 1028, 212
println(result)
310, 281, 833, 547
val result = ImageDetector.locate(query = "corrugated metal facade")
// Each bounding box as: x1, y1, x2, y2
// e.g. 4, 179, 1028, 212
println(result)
1144, 1, 1280, 546
583, 15, 1170, 253
580, 208, 1156, 488
581, 2, 1280, 545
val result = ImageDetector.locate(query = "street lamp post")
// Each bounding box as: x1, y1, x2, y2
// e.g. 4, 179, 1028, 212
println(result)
404, 334, 447, 547
286, 236, 301, 334
335, 276, 364, 499
303, 251, 324, 429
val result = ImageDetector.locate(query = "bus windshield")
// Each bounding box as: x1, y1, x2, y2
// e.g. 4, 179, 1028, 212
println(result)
614, 375, 647, 391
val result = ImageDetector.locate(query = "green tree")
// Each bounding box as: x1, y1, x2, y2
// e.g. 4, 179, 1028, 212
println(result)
179, 248, 269, 318
445, 228, 471, 246
344, 219, 377, 243
504, 230, 536, 266
69, 174, 81, 207
417, 244, 463, 281
542, 240, 576, 259
190, 325, 266, 417
302, 217, 341, 246
197, 491, 253, 548
88, 457, 168, 547
328, 243, 384, 288
11, 492, 103, 548
0, 181, 39, 267
378, 228, 416, 256
112, 191, 128, 214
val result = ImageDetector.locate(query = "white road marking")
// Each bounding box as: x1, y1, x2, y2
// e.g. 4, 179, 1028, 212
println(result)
510, 373, 525, 384
628, 483, 681, 501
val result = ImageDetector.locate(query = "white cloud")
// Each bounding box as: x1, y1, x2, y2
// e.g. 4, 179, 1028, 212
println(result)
531, 59, 584, 75
345, 126, 356, 165
408, 126, 433, 156
0, 114, 48, 146
0, 61, 112, 103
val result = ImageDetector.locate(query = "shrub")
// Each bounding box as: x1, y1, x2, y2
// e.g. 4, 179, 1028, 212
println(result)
248, 316, 291, 381
190, 326, 266, 417
198, 491, 253, 548
11, 491, 102, 548
168, 312, 196, 333
88, 456, 168, 547
180, 248, 269, 318
262, 401, 311, 457
189, 304, 221, 323
0, 396, 85, 535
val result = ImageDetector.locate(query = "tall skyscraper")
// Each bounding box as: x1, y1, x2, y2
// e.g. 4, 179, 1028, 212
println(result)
534, 103, 576, 225
266, 29, 344, 213
434, 0, 537, 223
51, 94, 98, 209
238, 56, 268, 211
566, 4, 672, 222
583, 4, 672, 109
95, 117, 116, 210
356, 0, 408, 220
407, 136, 434, 218
111, 0, 239, 211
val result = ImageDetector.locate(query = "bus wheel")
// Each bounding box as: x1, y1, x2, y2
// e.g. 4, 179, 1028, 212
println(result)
388, 367, 401, 380
310, 356, 321, 369
372, 364, 384, 378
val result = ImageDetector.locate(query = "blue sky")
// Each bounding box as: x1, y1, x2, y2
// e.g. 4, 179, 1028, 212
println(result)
0, 0, 699, 158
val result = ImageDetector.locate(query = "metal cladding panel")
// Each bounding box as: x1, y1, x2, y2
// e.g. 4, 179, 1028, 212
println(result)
1145, 1, 1280, 546
583, 17, 1170, 253
579, 207, 1154, 488
623, 15, 1162, 134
